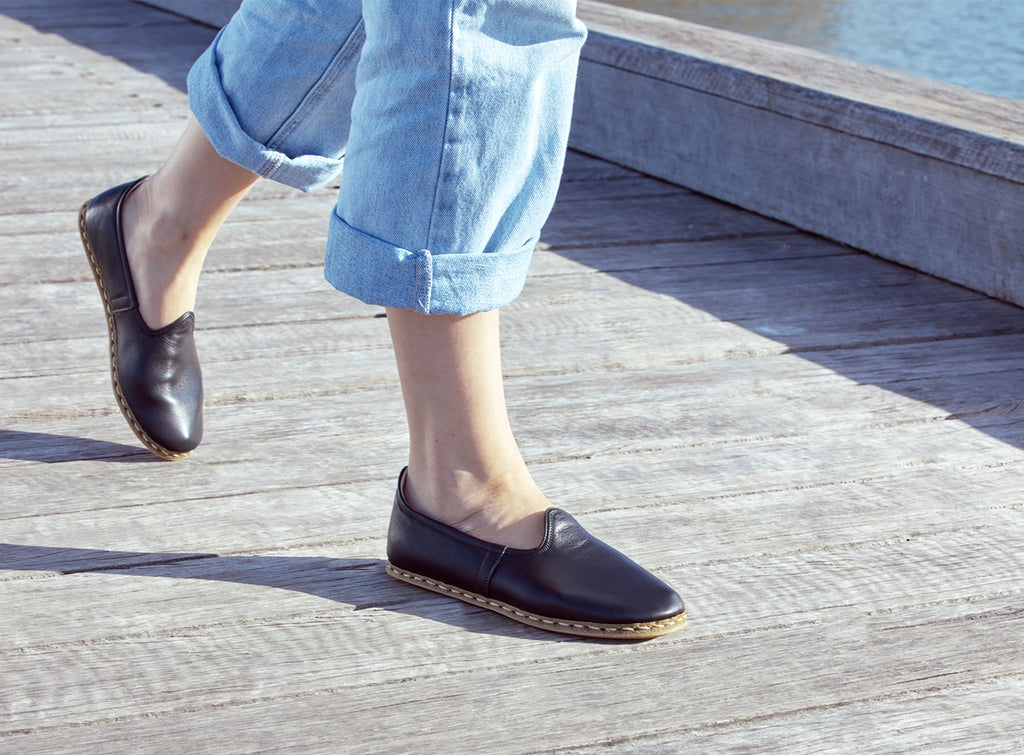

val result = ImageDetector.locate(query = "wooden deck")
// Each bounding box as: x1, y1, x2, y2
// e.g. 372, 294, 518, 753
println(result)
3, 1, 1024, 752
572, 1, 1024, 308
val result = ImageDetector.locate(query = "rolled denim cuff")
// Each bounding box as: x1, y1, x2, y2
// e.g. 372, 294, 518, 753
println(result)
187, 30, 344, 193
324, 211, 536, 316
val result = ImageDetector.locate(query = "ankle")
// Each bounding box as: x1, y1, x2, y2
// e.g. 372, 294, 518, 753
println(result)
403, 464, 549, 549
124, 178, 204, 260
121, 178, 207, 329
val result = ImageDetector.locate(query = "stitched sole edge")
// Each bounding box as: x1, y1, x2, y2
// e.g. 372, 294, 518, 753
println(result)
386, 562, 686, 639
78, 201, 190, 462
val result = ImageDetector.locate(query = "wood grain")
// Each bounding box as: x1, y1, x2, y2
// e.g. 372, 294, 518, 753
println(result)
572, 1, 1024, 308
2, 1, 1024, 753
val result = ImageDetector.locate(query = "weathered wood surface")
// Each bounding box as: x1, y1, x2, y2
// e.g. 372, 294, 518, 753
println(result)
572, 1, 1024, 309
82, 0, 1024, 308
2, 1, 1024, 752
136, 0, 238, 28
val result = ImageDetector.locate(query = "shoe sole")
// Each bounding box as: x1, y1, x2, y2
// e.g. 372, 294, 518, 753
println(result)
78, 201, 190, 461
386, 562, 686, 639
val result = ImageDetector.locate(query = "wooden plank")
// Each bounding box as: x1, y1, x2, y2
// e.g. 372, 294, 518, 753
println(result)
3, 423, 1022, 560
3, 2, 1024, 752
3, 594, 1023, 751
3, 428, 1023, 735
577, 2, 1024, 170
2, 553, 1022, 709
9, 287, 1020, 399
4, 291, 1018, 440
0, 0, 187, 24
572, 2, 1024, 307
4, 367, 1022, 517
135, 0, 241, 28
0, 245, 1005, 351
553, 677, 1024, 752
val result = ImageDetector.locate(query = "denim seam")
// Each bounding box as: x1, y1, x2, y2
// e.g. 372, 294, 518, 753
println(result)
259, 153, 285, 181
194, 34, 300, 185
266, 18, 365, 153
425, 0, 458, 250
415, 250, 433, 314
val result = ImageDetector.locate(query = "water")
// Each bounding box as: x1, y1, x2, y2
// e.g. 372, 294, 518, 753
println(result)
602, 0, 1024, 101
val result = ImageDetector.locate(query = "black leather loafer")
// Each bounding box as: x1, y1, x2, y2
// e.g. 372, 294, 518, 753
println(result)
78, 179, 203, 460
386, 469, 686, 639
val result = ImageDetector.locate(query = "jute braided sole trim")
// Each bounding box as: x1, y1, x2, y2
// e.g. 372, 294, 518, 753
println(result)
78, 201, 190, 462
386, 562, 686, 639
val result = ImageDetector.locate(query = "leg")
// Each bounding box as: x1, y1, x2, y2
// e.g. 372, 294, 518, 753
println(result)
348, 2, 683, 636
81, 0, 365, 456
387, 307, 548, 549
383, 310, 686, 637
327, 0, 585, 547
126, 0, 366, 328
123, 118, 258, 329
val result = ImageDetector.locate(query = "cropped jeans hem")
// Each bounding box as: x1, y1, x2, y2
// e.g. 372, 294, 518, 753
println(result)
324, 211, 535, 316
185, 0, 586, 315
187, 29, 347, 193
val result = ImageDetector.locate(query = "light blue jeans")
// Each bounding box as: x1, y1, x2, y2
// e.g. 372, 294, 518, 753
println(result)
187, 0, 587, 315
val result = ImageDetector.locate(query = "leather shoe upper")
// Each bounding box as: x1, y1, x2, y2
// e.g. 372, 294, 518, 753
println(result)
80, 179, 203, 457
114, 309, 203, 454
